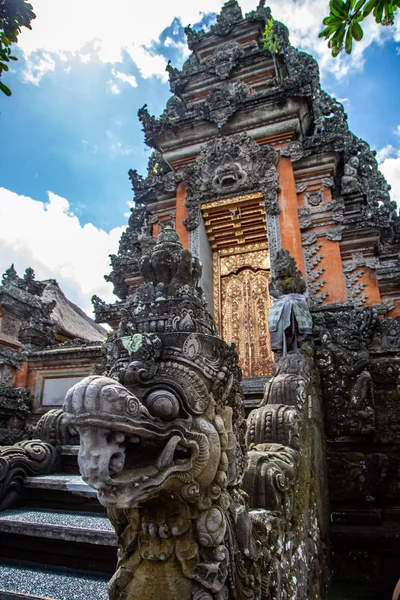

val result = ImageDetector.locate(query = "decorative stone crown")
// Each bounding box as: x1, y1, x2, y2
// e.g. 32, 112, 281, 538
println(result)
120, 227, 217, 338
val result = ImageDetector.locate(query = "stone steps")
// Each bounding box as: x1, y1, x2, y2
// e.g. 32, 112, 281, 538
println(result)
0, 444, 116, 593
24, 474, 95, 496
23, 474, 104, 514
0, 559, 108, 600
0, 508, 116, 545
0, 509, 117, 574
59, 446, 80, 475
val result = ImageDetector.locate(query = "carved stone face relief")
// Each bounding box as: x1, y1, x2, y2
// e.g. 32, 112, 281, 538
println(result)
212, 153, 248, 191
183, 133, 280, 231
64, 375, 221, 509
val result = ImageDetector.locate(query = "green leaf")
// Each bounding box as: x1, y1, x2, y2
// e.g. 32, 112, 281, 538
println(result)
319, 25, 336, 38
362, 0, 376, 15
352, 20, 364, 39
345, 24, 354, 52
354, 0, 367, 12
373, 4, 384, 22
331, 0, 349, 18
0, 81, 12, 96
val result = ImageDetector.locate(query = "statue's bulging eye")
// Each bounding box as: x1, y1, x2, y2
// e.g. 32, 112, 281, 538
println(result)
145, 389, 180, 421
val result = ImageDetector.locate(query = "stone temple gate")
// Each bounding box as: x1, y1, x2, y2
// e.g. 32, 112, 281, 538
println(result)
0, 2, 400, 600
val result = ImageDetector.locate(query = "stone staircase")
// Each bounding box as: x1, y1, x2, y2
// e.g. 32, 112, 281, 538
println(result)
0, 446, 117, 600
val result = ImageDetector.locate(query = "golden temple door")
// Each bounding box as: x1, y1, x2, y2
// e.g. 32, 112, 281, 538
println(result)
221, 266, 273, 378
202, 194, 274, 378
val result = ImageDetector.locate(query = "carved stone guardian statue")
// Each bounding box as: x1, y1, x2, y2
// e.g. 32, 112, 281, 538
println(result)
268, 249, 312, 354
64, 228, 260, 600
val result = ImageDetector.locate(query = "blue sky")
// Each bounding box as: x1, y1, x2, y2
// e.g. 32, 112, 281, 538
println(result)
0, 0, 399, 314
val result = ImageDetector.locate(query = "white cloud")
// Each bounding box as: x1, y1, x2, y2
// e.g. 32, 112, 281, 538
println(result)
380, 156, 400, 205
395, 124, 400, 137
107, 80, 121, 95
22, 52, 56, 85
112, 68, 138, 88
80, 53, 92, 64
0, 188, 125, 315
16, 0, 220, 84
376, 143, 400, 206
376, 144, 397, 163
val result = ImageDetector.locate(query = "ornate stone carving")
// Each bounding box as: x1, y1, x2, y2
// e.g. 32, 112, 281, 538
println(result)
35, 408, 79, 446
0, 266, 57, 348
246, 404, 300, 450
202, 82, 251, 129
302, 242, 328, 306
64, 229, 264, 600
344, 269, 367, 306
0, 440, 58, 510
305, 189, 324, 207
263, 353, 311, 409
268, 249, 312, 353
298, 206, 312, 230
183, 133, 279, 231
205, 41, 244, 79
341, 156, 362, 195
328, 452, 389, 503
280, 140, 304, 162
243, 351, 327, 600
210, 0, 243, 37
325, 227, 343, 241
104, 205, 153, 300
314, 309, 376, 437
244, 443, 298, 511
371, 316, 400, 351
0, 383, 32, 445
342, 252, 379, 307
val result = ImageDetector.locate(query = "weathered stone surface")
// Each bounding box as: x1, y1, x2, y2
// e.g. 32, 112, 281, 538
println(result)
0, 440, 58, 510
35, 408, 79, 447
244, 352, 329, 600
314, 308, 376, 437
65, 229, 263, 600
57, 0, 400, 596
0, 384, 32, 445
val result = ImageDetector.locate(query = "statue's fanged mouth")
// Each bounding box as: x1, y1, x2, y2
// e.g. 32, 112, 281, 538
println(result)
80, 427, 197, 508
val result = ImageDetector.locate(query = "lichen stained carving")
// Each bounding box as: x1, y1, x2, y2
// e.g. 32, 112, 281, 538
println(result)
63, 228, 260, 600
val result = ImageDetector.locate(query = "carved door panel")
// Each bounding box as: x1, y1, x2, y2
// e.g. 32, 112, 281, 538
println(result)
221, 269, 273, 377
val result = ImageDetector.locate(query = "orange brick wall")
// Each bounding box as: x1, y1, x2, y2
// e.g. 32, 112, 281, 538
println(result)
175, 182, 189, 249
277, 157, 305, 276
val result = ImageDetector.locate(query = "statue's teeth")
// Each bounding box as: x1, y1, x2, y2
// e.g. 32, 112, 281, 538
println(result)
156, 435, 180, 470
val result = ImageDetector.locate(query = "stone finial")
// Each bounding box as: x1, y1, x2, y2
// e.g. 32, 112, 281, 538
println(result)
1, 265, 18, 287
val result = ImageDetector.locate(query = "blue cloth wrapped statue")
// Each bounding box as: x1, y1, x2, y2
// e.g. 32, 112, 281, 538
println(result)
268, 249, 312, 354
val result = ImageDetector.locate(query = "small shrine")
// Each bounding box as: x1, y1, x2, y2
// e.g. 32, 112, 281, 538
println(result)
0, 265, 107, 443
